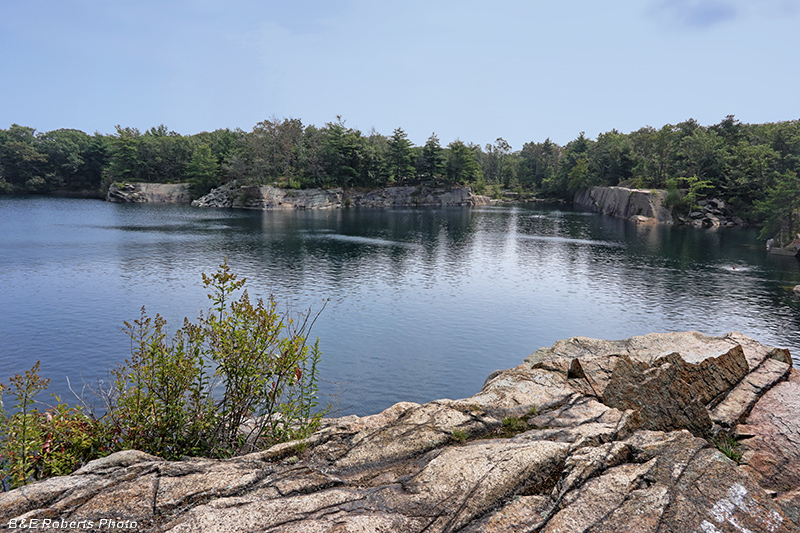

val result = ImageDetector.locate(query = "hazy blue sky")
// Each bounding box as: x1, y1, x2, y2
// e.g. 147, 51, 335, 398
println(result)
1, 0, 798, 148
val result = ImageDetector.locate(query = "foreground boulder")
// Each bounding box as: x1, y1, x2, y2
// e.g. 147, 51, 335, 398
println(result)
2, 332, 798, 532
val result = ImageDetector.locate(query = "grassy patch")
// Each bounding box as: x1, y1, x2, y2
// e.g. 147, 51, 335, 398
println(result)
712, 434, 742, 463
451, 429, 468, 443
491, 408, 539, 439
502, 416, 529, 434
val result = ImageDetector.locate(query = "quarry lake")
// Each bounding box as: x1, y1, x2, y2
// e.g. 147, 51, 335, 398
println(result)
2, 196, 800, 416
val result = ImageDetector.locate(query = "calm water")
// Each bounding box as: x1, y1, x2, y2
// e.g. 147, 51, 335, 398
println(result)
2, 196, 800, 416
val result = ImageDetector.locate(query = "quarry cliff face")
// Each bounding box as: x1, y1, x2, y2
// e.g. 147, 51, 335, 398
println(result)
191, 183, 493, 210
105, 182, 495, 210
3, 331, 799, 532
574, 186, 674, 224
106, 183, 193, 204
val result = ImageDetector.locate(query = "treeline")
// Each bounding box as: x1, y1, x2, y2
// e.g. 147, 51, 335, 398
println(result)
0, 118, 494, 199
1, 115, 799, 228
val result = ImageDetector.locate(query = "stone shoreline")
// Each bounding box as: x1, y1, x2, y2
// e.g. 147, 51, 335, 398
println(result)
191, 182, 494, 210
574, 185, 748, 228
104, 181, 494, 209
3, 331, 798, 532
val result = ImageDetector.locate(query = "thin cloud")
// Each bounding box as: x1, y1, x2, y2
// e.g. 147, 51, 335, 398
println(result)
648, 0, 800, 29
650, 0, 738, 28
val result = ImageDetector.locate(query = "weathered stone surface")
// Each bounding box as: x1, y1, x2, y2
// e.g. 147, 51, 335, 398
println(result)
712, 357, 792, 427
528, 334, 759, 436
525, 330, 788, 374
767, 234, 800, 256
2, 332, 797, 532
191, 182, 494, 210
778, 489, 800, 527
738, 369, 800, 493
673, 197, 747, 229
574, 186, 674, 224
107, 182, 192, 203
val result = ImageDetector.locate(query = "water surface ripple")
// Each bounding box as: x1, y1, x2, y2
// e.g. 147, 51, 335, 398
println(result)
2, 197, 799, 415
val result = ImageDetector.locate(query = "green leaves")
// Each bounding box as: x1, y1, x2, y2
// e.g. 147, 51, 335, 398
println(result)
446, 140, 482, 185
1, 260, 328, 488
419, 133, 445, 181
756, 170, 800, 241
187, 144, 221, 198
387, 128, 416, 184
680, 175, 714, 213
1, 364, 109, 490
109, 259, 328, 459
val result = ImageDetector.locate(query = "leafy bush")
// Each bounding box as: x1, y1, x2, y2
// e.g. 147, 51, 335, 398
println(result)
664, 178, 685, 211
24, 176, 48, 193
0, 363, 111, 490
1, 261, 328, 489
104, 259, 328, 459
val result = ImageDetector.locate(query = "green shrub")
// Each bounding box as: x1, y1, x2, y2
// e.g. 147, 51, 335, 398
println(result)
1, 261, 328, 489
24, 176, 48, 193
471, 177, 487, 195
0, 363, 112, 490
104, 259, 328, 459
664, 178, 686, 211
0, 362, 50, 489
502, 416, 528, 434
451, 429, 468, 443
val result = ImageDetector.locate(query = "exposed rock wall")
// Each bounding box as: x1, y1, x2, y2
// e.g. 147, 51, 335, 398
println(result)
2, 332, 798, 532
678, 198, 746, 228
107, 183, 192, 204
574, 186, 674, 224
191, 183, 494, 209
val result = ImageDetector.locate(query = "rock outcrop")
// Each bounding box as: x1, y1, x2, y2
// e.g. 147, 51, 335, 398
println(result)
767, 235, 800, 257
574, 186, 674, 224
107, 183, 192, 204
676, 198, 746, 228
3, 332, 798, 532
191, 183, 493, 210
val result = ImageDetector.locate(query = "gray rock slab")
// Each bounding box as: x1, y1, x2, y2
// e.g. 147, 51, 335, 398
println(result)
2, 332, 797, 532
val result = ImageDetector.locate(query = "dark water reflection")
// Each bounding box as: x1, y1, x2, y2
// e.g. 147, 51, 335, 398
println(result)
2, 197, 799, 416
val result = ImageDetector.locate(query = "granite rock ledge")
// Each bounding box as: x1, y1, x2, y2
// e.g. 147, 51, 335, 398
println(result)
2, 331, 798, 532
574, 186, 674, 225
191, 183, 493, 209
106, 182, 192, 204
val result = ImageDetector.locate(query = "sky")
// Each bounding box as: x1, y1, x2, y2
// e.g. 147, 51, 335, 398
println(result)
1, 0, 799, 148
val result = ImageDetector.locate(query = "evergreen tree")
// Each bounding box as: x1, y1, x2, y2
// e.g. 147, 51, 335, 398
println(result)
446, 140, 482, 184
387, 128, 415, 183
756, 171, 800, 242
187, 144, 220, 198
419, 133, 445, 180
106, 126, 143, 183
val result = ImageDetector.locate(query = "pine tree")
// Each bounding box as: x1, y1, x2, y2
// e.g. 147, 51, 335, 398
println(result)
387, 128, 415, 183
419, 133, 445, 181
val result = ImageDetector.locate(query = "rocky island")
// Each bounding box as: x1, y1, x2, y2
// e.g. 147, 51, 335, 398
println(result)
2, 331, 798, 532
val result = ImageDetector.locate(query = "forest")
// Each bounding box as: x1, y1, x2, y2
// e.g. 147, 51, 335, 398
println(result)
1, 115, 799, 236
